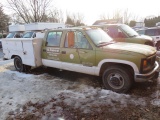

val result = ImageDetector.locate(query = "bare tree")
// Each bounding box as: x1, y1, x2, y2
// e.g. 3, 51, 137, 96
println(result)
123, 9, 132, 24
48, 9, 64, 23
99, 13, 110, 20
65, 12, 85, 26
112, 9, 122, 20
0, 3, 10, 33
98, 9, 140, 25
6, 0, 57, 23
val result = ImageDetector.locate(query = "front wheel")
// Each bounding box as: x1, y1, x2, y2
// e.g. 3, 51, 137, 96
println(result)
102, 66, 133, 93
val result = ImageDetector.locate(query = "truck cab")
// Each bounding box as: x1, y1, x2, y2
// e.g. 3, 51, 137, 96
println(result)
92, 24, 154, 47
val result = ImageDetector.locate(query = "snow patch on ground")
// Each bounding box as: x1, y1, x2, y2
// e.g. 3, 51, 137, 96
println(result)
0, 59, 148, 120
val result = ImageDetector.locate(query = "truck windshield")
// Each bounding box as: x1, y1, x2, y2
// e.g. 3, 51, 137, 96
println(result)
6, 32, 16, 38
120, 24, 139, 37
86, 29, 113, 46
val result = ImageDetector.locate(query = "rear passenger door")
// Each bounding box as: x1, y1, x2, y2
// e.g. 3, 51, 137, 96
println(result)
42, 31, 62, 61
60, 31, 95, 75
60, 31, 81, 64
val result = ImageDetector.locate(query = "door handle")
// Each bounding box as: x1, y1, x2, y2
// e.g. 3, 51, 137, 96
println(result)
61, 51, 66, 54
43, 49, 46, 52
156, 37, 159, 39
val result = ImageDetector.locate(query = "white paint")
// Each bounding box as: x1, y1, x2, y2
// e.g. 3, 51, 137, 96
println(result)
70, 54, 74, 59
42, 58, 141, 76
98, 59, 139, 73
24, 23, 65, 31
2, 38, 43, 67
42, 59, 96, 75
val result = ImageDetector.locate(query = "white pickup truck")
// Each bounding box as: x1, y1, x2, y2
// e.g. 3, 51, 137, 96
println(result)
1, 27, 159, 93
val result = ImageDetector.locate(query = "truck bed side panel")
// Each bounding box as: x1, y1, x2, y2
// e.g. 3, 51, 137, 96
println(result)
2, 38, 42, 67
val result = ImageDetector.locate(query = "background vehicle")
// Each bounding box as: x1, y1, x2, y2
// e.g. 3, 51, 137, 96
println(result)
22, 22, 66, 38
92, 24, 154, 47
137, 27, 160, 50
2, 27, 159, 93
6, 24, 25, 38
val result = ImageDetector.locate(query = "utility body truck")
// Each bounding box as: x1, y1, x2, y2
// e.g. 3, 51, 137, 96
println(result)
2, 27, 159, 93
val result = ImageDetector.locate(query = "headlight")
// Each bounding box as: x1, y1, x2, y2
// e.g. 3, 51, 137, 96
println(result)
141, 55, 156, 73
143, 59, 148, 68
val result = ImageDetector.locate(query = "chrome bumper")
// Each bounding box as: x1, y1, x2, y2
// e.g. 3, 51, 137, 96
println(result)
135, 61, 159, 82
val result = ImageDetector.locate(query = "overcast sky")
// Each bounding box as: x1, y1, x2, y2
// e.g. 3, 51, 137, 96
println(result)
54, 0, 160, 25
3, 0, 160, 25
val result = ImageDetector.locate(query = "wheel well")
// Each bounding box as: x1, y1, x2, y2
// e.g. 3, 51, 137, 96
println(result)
11, 55, 18, 59
99, 62, 134, 78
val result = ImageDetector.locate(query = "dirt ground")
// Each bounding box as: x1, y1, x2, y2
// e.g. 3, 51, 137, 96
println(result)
6, 67, 160, 120
0, 49, 160, 120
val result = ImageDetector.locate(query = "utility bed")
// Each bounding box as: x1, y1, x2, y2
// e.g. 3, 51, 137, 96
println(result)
2, 38, 43, 67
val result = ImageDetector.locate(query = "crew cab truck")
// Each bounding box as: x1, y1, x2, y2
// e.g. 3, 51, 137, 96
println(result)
92, 24, 155, 47
2, 27, 159, 93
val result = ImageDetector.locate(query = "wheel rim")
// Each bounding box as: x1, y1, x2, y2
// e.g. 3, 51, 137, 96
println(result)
15, 58, 22, 70
107, 73, 125, 89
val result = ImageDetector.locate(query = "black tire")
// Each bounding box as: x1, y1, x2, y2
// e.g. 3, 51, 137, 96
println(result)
153, 71, 159, 79
102, 66, 133, 93
156, 42, 160, 51
14, 56, 25, 72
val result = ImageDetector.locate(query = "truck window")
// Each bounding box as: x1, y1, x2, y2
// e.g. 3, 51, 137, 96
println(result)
64, 31, 92, 49
6, 32, 16, 38
23, 32, 34, 38
146, 29, 156, 36
107, 27, 125, 38
137, 30, 145, 35
46, 31, 62, 46
107, 27, 119, 38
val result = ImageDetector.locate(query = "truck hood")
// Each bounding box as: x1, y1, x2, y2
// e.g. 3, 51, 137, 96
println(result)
103, 42, 156, 56
135, 35, 153, 41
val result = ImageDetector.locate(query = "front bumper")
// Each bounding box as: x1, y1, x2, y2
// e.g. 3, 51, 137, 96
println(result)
135, 61, 159, 82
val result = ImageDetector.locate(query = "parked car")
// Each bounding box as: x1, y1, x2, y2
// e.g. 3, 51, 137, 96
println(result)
137, 27, 160, 50
92, 24, 154, 47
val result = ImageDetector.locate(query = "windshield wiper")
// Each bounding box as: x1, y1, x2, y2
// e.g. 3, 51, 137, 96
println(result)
129, 35, 138, 37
